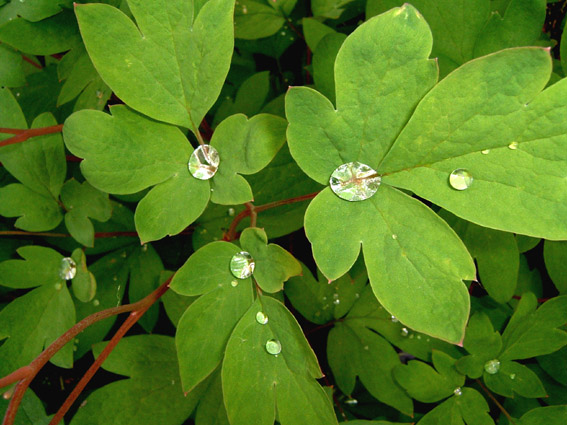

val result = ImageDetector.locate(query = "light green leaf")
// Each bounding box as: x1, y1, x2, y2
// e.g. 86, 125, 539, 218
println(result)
304, 186, 474, 343
417, 388, 494, 425
312, 32, 346, 104
70, 248, 97, 303
76, 0, 234, 130
239, 227, 301, 293
544, 240, 567, 293
209, 113, 287, 204
518, 405, 567, 425
484, 360, 547, 398
0, 0, 62, 22
234, 1, 285, 40
0, 245, 62, 289
302, 17, 336, 51
222, 296, 338, 425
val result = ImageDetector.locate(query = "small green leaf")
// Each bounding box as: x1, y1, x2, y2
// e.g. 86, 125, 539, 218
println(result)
194, 368, 230, 425
234, 1, 285, 40
0, 44, 25, 88
70, 248, 97, 303
302, 17, 336, 51
239, 227, 301, 293
0, 0, 62, 22
518, 405, 567, 425
544, 240, 567, 293
0, 245, 62, 289
0, 389, 51, 425
312, 33, 346, 104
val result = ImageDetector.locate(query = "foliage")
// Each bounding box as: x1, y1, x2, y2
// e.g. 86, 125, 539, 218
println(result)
0, 0, 566, 424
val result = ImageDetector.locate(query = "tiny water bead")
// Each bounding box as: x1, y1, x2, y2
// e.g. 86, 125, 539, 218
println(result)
329, 162, 381, 202
54, 283, 62, 291
265, 339, 282, 355
59, 257, 77, 280
188, 145, 220, 180
454, 387, 463, 396
510, 373, 516, 380
449, 169, 473, 191
92, 299, 100, 307
227, 208, 235, 216
332, 293, 340, 305
230, 279, 239, 287
400, 327, 409, 337
230, 251, 255, 279
391, 315, 399, 323
256, 311, 269, 325
508, 141, 519, 150
484, 359, 501, 374
344, 398, 358, 406
481, 149, 490, 155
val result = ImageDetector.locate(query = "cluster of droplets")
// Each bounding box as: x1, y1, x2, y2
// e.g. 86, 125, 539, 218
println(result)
230, 251, 255, 279
329, 162, 381, 201
188, 145, 219, 180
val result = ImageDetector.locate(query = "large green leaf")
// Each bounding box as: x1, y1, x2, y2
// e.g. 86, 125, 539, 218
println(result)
75, 0, 234, 130
0, 245, 62, 289
222, 296, 338, 425
518, 406, 567, 425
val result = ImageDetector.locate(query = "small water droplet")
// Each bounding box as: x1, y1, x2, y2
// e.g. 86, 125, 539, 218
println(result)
256, 311, 268, 325
242, 5, 247, 13
95, 90, 103, 98
417, 335, 422, 340
188, 145, 220, 180
510, 373, 516, 380
113, 276, 118, 281
344, 397, 358, 405
454, 387, 462, 396
449, 169, 473, 191
73, 345, 78, 352
330, 162, 381, 201
74, 339, 79, 344
400, 327, 409, 337
355, 293, 360, 298
54, 283, 62, 291
265, 339, 281, 355
391, 315, 399, 323
59, 257, 77, 280
141, 244, 148, 252
484, 359, 501, 374
93, 299, 100, 307
363, 345, 369, 350
392, 234, 398, 240
333, 298, 340, 305
2, 387, 14, 400
230, 279, 239, 287
481, 149, 490, 155
15, 92, 20, 97
230, 251, 255, 279
322, 296, 327, 301
227, 208, 235, 216
80, 400, 88, 407
508, 141, 519, 150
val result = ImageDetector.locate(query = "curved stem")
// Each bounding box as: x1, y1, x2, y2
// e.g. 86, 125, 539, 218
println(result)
0, 125, 64, 148
476, 379, 517, 425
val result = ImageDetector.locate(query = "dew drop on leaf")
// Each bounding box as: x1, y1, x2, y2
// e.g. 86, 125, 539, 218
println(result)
391, 315, 399, 323
230, 279, 239, 287
344, 398, 358, 405
54, 283, 62, 291
92, 299, 100, 307
510, 373, 516, 380
329, 162, 381, 201
484, 359, 501, 374
230, 251, 255, 279
255, 311, 268, 325
481, 149, 490, 155
265, 339, 282, 355
508, 141, 519, 150
400, 327, 409, 337
188, 145, 220, 180
449, 169, 473, 191
59, 257, 77, 280
227, 208, 235, 216
454, 387, 462, 396
332, 293, 340, 305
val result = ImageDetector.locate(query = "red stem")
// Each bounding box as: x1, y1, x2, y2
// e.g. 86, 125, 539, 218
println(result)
0, 125, 64, 149
512, 295, 551, 303
21, 56, 42, 70
1, 276, 173, 425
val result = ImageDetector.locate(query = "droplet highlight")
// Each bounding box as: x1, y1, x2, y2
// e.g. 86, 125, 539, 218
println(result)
92, 299, 100, 307
227, 208, 235, 216
230, 251, 255, 279
454, 387, 462, 396
481, 149, 490, 155
256, 311, 268, 325
484, 359, 501, 375
329, 162, 381, 202
230, 279, 239, 287
400, 327, 409, 337
344, 398, 358, 405
508, 141, 519, 150
391, 315, 399, 323
59, 257, 77, 280
510, 373, 516, 380
449, 169, 473, 191
265, 339, 282, 355
188, 145, 220, 180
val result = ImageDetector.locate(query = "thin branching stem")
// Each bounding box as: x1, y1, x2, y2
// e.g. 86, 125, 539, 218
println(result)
0, 125, 64, 148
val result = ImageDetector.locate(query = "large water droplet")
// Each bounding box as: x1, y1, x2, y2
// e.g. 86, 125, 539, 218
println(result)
454, 387, 462, 396
256, 311, 268, 325
230, 251, 255, 279
188, 145, 219, 180
508, 141, 519, 150
449, 169, 473, 191
265, 339, 281, 355
484, 359, 501, 374
59, 257, 77, 280
329, 162, 381, 201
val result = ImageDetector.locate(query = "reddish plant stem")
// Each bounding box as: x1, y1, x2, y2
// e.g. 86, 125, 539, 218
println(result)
224, 191, 320, 241
0, 124, 64, 148
512, 295, 551, 303
21, 56, 42, 70
245, 202, 257, 228
476, 379, 517, 425
200, 118, 214, 141
66, 155, 82, 162
285, 17, 305, 41
1, 276, 173, 425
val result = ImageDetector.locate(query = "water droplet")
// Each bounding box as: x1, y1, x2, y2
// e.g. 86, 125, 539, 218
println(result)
141, 244, 148, 252
95, 90, 103, 98
15, 92, 20, 97
392, 234, 398, 240
59, 257, 77, 280
454, 387, 462, 396
256, 311, 268, 325
188, 145, 220, 180
508, 141, 519, 150
391, 315, 399, 323
280, 31, 286, 36
330, 162, 381, 201
355, 293, 360, 299
230, 251, 255, 279
481, 149, 490, 155
242, 5, 247, 13
2, 387, 14, 400
93, 299, 100, 307
74, 339, 79, 344
449, 169, 473, 191
54, 283, 62, 291
265, 339, 282, 355
73, 345, 78, 352
363, 345, 369, 350
510, 373, 516, 380
113, 276, 118, 281
417, 335, 422, 340
227, 208, 235, 216
333, 298, 340, 305
400, 327, 409, 337
484, 359, 501, 375
230, 279, 239, 287
344, 398, 358, 405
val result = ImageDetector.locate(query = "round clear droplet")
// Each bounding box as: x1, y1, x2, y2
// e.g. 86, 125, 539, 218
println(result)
59, 257, 77, 280
188, 145, 220, 180
227, 208, 235, 216
484, 359, 501, 374
454, 387, 462, 396
508, 141, 519, 150
256, 311, 269, 325
344, 398, 358, 405
391, 315, 399, 323
54, 283, 62, 291
93, 299, 100, 307
400, 327, 409, 337
230, 279, 239, 287
329, 162, 381, 202
230, 251, 255, 279
481, 149, 490, 155
265, 339, 282, 355
449, 169, 473, 191
510, 373, 516, 380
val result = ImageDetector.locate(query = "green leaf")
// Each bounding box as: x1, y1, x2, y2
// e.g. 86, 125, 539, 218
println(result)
0, 86, 26, 130
0, 11, 80, 55
516, 235, 540, 253
61, 179, 112, 247
544, 241, 567, 293
70, 335, 203, 425
239, 227, 301, 293
0, 245, 62, 289
311, 0, 359, 19
328, 319, 413, 414
417, 388, 494, 425
209, 113, 287, 205
222, 296, 338, 425
0, 389, 51, 425
234, 1, 285, 40
394, 351, 464, 403
518, 405, 567, 425
0, 44, 25, 87
161, 271, 197, 327
0, 0, 62, 22
70, 248, 97, 303
304, 186, 474, 343
302, 17, 336, 51
484, 360, 547, 398
176, 281, 254, 393
76, 0, 235, 130
312, 32, 346, 104
537, 346, 567, 386
194, 368, 230, 425
382, 48, 567, 240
